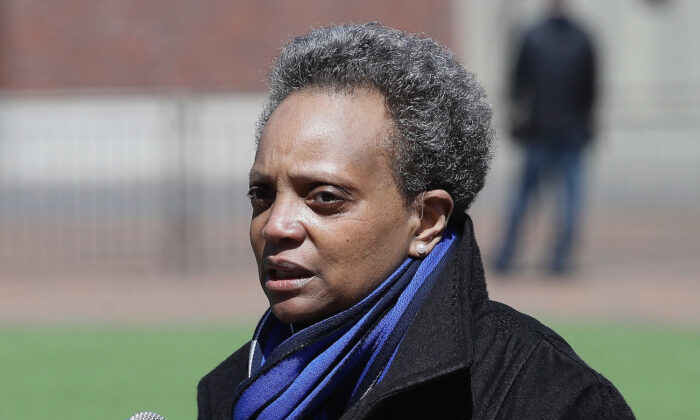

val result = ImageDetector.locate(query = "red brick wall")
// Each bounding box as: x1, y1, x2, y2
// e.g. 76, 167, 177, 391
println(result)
0, 0, 454, 91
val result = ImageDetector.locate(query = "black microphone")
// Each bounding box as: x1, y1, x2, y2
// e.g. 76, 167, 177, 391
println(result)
128, 411, 167, 420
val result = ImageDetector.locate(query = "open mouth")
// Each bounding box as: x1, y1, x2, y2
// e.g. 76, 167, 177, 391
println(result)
264, 261, 315, 291
268, 268, 313, 281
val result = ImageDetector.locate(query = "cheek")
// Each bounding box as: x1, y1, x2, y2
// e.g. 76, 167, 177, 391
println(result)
316, 214, 411, 283
249, 217, 266, 262
311, 223, 363, 265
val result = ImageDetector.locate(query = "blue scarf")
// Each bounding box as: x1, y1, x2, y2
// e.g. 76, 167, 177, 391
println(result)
232, 228, 457, 419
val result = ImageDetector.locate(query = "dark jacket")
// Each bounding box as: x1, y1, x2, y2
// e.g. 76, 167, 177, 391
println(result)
510, 15, 597, 146
198, 217, 634, 419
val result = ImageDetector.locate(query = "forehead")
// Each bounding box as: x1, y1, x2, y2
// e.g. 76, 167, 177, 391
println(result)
253, 88, 394, 179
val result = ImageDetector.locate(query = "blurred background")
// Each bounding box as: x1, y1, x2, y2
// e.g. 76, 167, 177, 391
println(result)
0, 0, 698, 418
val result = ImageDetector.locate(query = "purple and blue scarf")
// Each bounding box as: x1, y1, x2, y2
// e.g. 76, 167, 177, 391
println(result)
233, 227, 457, 419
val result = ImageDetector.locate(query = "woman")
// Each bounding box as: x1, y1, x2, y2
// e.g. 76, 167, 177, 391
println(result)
198, 23, 633, 419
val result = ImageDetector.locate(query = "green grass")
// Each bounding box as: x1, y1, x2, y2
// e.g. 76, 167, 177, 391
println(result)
0, 324, 252, 420
1, 322, 699, 419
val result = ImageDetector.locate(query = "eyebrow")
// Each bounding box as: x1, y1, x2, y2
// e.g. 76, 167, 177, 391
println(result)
249, 167, 359, 193
248, 169, 270, 184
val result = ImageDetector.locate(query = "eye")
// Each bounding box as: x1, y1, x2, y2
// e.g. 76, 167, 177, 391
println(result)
305, 187, 347, 214
247, 186, 274, 211
313, 191, 341, 203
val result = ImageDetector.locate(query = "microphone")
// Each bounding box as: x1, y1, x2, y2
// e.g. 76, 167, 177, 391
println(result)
128, 411, 167, 420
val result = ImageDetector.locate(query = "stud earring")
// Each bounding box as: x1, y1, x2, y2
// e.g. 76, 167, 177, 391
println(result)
416, 242, 427, 257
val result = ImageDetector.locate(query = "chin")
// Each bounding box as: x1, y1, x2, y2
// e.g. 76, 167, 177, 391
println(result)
270, 300, 330, 326
270, 303, 312, 325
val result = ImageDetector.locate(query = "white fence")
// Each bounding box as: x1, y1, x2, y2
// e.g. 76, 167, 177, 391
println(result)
0, 88, 698, 279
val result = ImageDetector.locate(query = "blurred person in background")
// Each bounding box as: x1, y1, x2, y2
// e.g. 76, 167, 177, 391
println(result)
197, 23, 631, 419
494, 0, 597, 275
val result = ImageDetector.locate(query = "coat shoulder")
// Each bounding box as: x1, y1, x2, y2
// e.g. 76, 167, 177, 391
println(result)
197, 341, 250, 420
471, 301, 634, 419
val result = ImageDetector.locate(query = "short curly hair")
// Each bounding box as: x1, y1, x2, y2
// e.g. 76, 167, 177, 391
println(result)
255, 23, 494, 213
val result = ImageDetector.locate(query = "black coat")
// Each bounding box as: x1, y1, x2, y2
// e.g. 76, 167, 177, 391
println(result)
198, 217, 634, 419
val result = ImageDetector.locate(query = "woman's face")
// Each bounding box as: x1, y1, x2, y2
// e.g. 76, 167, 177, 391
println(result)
249, 88, 420, 324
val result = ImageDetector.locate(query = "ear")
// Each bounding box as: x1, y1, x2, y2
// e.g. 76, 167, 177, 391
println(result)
408, 190, 454, 258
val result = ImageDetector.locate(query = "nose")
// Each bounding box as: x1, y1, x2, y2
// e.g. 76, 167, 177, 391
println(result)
261, 194, 306, 243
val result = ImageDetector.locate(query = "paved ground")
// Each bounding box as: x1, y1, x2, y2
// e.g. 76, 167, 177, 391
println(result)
487, 262, 700, 327
2, 253, 699, 329
2, 212, 699, 328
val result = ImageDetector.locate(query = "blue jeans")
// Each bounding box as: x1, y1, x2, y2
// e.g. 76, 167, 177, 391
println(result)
496, 143, 585, 272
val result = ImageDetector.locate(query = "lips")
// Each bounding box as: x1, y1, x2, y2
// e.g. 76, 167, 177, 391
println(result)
263, 259, 315, 291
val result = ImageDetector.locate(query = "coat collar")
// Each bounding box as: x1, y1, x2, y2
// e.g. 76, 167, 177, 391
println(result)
342, 214, 488, 417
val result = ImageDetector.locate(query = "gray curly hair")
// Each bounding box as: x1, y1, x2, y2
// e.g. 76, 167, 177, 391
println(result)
255, 23, 494, 213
